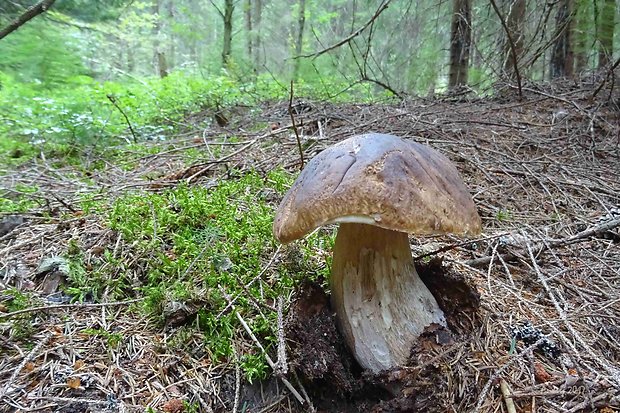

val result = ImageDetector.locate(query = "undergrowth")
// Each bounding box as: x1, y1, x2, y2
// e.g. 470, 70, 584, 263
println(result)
92, 169, 333, 382
0, 69, 376, 169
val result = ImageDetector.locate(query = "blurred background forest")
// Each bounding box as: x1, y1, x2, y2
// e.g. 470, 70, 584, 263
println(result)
0, 0, 618, 155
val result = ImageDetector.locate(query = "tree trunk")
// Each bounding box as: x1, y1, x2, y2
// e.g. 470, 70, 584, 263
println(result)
244, 0, 252, 63
153, 0, 168, 78
157, 52, 169, 78
127, 41, 135, 72
253, 0, 262, 69
550, 0, 574, 78
597, 0, 615, 68
573, 0, 591, 74
222, 0, 234, 65
503, 0, 526, 77
448, 0, 472, 88
292, 0, 306, 81
167, 1, 175, 70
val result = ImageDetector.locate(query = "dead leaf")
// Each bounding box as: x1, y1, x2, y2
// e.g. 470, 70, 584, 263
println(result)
66, 377, 81, 389
90, 245, 105, 255
24, 362, 35, 372
599, 407, 616, 413
534, 362, 553, 383
162, 398, 185, 413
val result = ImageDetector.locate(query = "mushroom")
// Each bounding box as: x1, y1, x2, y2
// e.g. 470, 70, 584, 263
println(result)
273, 133, 481, 372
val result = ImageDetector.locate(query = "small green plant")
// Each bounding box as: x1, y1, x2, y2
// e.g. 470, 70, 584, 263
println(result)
0, 196, 39, 214
496, 209, 513, 222
4, 288, 33, 313
2, 289, 37, 340
182, 401, 200, 413
240, 352, 270, 383
82, 328, 124, 348
63, 239, 107, 302
0, 183, 41, 213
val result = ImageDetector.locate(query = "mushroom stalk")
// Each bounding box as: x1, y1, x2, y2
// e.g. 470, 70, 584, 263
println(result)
331, 223, 446, 372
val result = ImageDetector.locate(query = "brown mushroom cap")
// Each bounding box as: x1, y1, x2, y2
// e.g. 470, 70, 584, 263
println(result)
273, 133, 481, 243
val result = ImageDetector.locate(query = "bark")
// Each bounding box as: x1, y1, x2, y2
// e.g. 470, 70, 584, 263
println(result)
573, 1, 590, 74
167, 1, 175, 69
331, 224, 445, 372
0, 0, 56, 41
550, 0, 574, 78
597, 0, 615, 68
253, 0, 262, 68
222, 0, 234, 65
292, 0, 306, 81
127, 41, 135, 72
503, 0, 526, 77
448, 0, 472, 88
153, 0, 168, 78
244, 0, 252, 62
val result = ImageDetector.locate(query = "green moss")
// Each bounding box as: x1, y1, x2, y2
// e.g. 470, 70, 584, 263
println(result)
101, 169, 331, 380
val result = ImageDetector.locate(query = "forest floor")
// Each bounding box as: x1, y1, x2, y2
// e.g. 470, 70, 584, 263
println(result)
1, 79, 620, 413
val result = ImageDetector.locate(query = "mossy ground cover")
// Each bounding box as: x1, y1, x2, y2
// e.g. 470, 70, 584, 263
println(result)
104, 170, 332, 381
1, 166, 334, 383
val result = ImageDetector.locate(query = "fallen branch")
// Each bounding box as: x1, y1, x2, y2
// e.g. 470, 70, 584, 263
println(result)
0, 333, 51, 398
414, 233, 507, 261
526, 239, 620, 388
275, 296, 288, 376
473, 338, 548, 413
591, 56, 620, 100
106, 94, 138, 143
235, 311, 308, 407
500, 379, 517, 413
465, 217, 620, 268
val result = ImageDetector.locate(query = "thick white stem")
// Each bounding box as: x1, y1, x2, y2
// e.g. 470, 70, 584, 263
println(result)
331, 223, 446, 372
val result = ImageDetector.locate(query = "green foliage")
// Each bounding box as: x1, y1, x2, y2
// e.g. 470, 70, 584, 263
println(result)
81, 328, 124, 348
54, 0, 131, 22
0, 183, 39, 213
63, 239, 99, 302
496, 209, 512, 222
3, 288, 32, 313
102, 169, 331, 380
0, 65, 375, 171
1, 289, 36, 340
0, 20, 88, 87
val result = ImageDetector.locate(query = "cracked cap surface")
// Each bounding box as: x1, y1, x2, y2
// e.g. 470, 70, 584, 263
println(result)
273, 133, 482, 243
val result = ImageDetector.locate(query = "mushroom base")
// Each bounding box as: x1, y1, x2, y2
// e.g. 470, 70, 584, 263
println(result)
331, 223, 446, 372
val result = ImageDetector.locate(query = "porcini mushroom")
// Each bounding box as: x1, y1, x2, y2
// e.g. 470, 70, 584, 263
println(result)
273, 133, 481, 372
